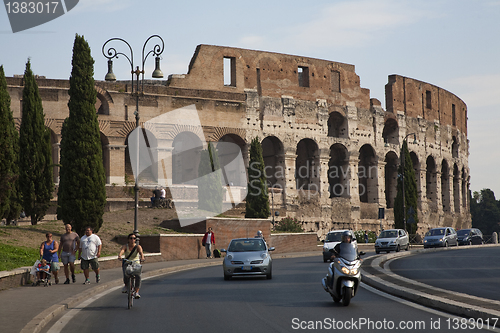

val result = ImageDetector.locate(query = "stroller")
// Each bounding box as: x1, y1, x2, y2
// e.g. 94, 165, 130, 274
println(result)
30, 259, 52, 287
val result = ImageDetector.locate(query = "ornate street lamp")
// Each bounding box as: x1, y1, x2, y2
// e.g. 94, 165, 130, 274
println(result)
102, 35, 165, 243
401, 133, 417, 233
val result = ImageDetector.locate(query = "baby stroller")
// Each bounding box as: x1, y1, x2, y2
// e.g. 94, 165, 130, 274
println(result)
30, 259, 52, 287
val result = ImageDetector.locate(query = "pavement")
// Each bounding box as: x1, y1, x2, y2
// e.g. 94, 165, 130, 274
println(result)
2, 245, 499, 333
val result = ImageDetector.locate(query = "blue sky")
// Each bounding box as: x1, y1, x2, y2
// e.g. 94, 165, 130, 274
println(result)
1, 0, 499, 196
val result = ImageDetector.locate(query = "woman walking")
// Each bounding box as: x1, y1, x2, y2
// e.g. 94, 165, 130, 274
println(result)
40, 232, 60, 284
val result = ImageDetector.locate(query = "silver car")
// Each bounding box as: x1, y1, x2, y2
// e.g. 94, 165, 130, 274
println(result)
423, 227, 458, 248
375, 229, 409, 254
221, 238, 275, 280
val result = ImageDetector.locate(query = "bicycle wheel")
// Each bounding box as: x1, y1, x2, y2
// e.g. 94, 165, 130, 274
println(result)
127, 277, 133, 309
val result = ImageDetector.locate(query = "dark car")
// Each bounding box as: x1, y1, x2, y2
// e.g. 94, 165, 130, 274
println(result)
423, 227, 458, 248
457, 228, 484, 245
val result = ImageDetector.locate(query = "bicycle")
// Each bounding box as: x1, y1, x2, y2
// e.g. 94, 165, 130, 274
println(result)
122, 259, 143, 309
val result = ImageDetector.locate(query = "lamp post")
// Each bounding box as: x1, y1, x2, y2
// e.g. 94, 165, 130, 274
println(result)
401, 133, 417, 233
102, 35, 165, 242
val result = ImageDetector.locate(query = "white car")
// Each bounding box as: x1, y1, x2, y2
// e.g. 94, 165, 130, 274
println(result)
322, 230, 356, 262
375, 229, 409, 254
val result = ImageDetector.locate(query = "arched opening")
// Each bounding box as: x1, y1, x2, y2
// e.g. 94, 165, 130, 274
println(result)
452, 136, 459, 158
461, 168, 467, 208
382, 119, 399, 145
426, 156, 437, 206
328, 144, 349, 198
453, 164, 460, 212
261, 136, 285, 189
124, 128, 158, 185
96, 92, 110, 115
384, 151, 398, 208
295, 139, 319, 191
327, 112, 347, 138
217, 134, 246, 186
172, 132, 203, 185
441, 159, 450, 212
358, 144, 377, 203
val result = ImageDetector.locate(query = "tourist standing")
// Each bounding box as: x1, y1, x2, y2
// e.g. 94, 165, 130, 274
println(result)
78, 226, 102, 284
58, 224, 80, 284
202, 227, 215, 259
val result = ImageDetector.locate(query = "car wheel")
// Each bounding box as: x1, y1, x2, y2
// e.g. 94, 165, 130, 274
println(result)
444, 241, 448, 247
396, 244, 400, 252
224, 274, 231, 281
405, 243, 409, 251
266, 270, 272, 280
375, 250, 380, 254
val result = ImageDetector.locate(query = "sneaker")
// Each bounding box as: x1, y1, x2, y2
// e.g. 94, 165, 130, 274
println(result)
64, 279, 70, 284
55, 278, 59, 284
133, 291, 141, 299
96, 275, 100, 283
72, 274, 76, 283
83, 279, 90, 285
121, 286, 128, 293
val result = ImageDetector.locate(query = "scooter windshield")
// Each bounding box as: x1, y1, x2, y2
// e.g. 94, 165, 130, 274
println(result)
338, 243, 358, 261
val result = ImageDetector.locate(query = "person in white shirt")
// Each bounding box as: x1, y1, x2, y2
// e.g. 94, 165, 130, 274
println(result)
77, 226, 102, 285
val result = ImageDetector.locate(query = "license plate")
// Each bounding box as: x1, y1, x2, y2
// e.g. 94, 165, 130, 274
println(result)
242, 266, 252, 271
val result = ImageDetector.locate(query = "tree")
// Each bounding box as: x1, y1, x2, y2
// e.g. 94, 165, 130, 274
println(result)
245, 137, 270, 218
18, 60, 54, 225
57, 34, 106, 236
394, 140, 418, 233
470, 189, 500, 235
0, 65, 22, 224
198, 142, 223, 213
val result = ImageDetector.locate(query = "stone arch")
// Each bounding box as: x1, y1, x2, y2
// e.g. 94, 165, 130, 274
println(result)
217, 134, 246, 186
384, 151, 398, 208
441, 159, 450, 212
95, 86, 112, 115
262, 136, 285, 189
452, 136, 459, 158
453, 163, 460, 212
295, 138, 319, 191
426, 156, 437, 206
328, 143, 349, 198
358, 144, 378, 203
171, 131, 203, 185
327, 111, 347, 138
382, 118, 399, 145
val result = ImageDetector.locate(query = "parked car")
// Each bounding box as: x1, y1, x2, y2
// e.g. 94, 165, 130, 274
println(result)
457, 228, 484, 245
221, 238, 274, 280
322, 230, 356, 262
374, 229, 409, 254
423, 227, 458, 248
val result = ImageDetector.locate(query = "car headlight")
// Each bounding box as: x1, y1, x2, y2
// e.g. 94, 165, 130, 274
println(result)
261, 253, 267, 259
251, 260, 264, 264
227, 254, 233, 260
439, 238, 443, 242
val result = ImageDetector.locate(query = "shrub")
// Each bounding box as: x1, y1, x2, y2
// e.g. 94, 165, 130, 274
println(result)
274, 217, 304, 233
354, 230, 377, 243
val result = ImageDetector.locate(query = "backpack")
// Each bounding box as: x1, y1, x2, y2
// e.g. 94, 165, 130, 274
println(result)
213, 249, 221, 258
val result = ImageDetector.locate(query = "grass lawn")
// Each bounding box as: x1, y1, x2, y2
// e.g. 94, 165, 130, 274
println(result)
0, 243, 39, 271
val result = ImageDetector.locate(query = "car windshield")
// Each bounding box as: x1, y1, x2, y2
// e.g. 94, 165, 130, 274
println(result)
228, 239, 266, 252
457, 229, 471, 236
326, 232, 343, 242
379, 230, 398, 238
426, 229, 445, 236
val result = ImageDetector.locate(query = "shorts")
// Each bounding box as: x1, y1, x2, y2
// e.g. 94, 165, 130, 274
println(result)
50, 261, 59, 272
81, 258, 99, 271
60, 251, 76, 265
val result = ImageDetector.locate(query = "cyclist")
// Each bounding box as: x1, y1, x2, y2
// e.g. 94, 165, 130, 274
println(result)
118, 233, 145, 299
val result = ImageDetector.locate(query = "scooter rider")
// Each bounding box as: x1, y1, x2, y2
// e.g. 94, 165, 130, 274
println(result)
331, 230, 357, 259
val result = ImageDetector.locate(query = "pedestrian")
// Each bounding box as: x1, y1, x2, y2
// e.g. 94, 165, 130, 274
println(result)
78, 226, 102, 285
58, 224, 80, 284
118, 233, 145, 299
40, 232, 60, 284
202, 227, 215, 259
364, 230, 369, 243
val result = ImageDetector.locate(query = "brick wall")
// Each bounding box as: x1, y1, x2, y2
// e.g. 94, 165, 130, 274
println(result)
269, 233, 319, 254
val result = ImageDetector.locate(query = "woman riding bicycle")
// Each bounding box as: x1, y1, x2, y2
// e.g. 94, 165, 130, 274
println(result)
118, 233, 145, 299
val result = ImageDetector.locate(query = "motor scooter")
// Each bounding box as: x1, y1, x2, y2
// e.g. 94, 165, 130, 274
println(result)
321, 242, 365, 306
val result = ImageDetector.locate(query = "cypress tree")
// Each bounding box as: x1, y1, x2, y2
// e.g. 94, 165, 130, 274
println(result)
0, 66, 22, 224
57, 34, 106, 236
18, 60, 54, 225
245, 137, 270, 218
394, 140, 419, 233
198, 142, 223, 213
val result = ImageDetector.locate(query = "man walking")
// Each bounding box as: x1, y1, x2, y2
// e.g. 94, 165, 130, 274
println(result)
58, 224, 80, 284
78, 226, 102, 284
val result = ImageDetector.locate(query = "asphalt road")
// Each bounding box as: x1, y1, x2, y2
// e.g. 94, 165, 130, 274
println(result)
389, 246, 500, 301
46, 255, 493, 333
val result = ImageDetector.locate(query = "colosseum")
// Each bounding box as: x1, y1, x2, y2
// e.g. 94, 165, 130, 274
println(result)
6, 44, 470, 238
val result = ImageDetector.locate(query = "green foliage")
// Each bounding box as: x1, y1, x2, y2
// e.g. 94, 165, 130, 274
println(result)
353, 230, 377, 243
0, 66, 22, 224
57, 34, 106, 236
470, 189, 500, 235
394, 141, 418, 233
0, 242, 39, 271
274, 217, 304, 232
245, 137, 270, 218
198, 142, 223, 213
18, 60, 54, 225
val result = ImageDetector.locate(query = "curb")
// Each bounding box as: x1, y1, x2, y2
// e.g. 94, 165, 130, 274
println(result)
361, 244, 500, 323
